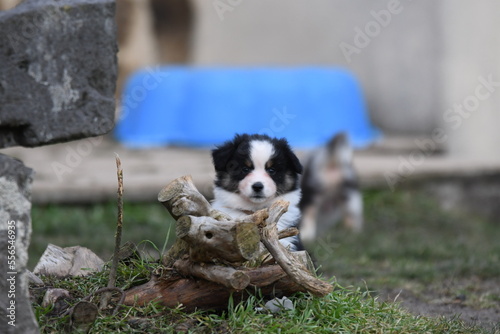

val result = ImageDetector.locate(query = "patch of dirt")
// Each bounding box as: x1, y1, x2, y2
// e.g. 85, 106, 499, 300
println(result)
378, 278, 500, 332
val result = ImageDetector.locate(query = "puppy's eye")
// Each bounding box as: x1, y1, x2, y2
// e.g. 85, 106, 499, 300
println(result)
266, 167, 276, 175
242, 166, 251, 173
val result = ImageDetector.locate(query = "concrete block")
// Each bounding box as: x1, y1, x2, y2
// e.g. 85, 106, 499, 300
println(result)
0, 154, 38, 333
0, 0, 117, 148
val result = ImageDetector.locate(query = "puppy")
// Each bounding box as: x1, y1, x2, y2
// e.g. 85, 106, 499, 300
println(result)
299, 132, 363, 243
211, 134, 304, 251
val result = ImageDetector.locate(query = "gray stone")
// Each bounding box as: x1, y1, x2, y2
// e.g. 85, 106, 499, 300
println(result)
33, 244, 104, 277
264, 297, 294, 313
0, 154, 38, 333
0, 0, 117, 148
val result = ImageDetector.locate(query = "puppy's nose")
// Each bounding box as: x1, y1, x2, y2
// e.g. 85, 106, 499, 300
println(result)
252, 182, 264, 192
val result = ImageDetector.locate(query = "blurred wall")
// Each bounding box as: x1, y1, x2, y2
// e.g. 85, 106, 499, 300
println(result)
0, 0, 18, 10
190, 0, 500, 159
190, 0, 442, 135
115, 0, 193, 96
441, 0, 500, 160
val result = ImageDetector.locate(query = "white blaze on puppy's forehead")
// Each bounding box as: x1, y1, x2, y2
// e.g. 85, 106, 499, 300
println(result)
250, 140, 275, 168
238, 139, 277, 203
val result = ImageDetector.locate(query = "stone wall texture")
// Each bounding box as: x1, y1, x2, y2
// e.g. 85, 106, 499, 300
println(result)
0, 154, 38, 333
0, 0, 117, 148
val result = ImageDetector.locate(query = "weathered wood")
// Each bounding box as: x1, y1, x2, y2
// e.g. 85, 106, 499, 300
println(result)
176, 215, 261, 263
245, 264, 287, 287
124, 266, 306, 311
101, 154, 124, 310
159, 176, 269, 264
174, 259, 250, 290
124, 274, 233, 311
159, 175, 234, 267
162, 239, 190, 268
157, 175, 230, 221
291, 250, 316, 273
260, 200, 333, 297
278, 227, 299, 240
112, 241, 140, 263
128, 175, 332, 311
237, 209, 269, 224
69, 301, 98, 334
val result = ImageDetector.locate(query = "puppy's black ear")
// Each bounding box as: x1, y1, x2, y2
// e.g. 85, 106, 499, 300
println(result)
277, 137, 303, 174
212, 142, 235, 172
212, 134, 248, 172
288, 151, 303, 174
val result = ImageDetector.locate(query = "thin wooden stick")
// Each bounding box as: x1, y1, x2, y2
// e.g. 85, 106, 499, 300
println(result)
101, 154, 124, 309
278, 227, 299, 239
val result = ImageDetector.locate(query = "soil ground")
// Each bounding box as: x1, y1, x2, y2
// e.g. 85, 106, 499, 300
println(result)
379, 279, 500, 332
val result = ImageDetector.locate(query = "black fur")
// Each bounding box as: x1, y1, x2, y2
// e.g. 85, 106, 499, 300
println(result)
211, 134, 304, 251
212, 134, 302, 195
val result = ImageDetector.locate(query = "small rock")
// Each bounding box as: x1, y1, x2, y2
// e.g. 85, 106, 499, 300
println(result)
42, 288, 71, 315
27, 270, 44, 286
42, 288, 70, 308
34, 244, 104, 277
264, 296, 294, 313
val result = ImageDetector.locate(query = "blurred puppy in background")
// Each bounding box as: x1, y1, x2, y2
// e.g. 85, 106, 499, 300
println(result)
299, 133, 363, 243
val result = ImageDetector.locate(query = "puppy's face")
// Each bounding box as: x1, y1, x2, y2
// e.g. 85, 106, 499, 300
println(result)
212, 134, 302, 205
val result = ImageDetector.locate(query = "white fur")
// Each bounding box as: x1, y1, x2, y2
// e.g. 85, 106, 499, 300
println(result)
300, 205, 318, 243
343, 189, 363, 232
237, 140, 277, 203
212, 139, 302, 250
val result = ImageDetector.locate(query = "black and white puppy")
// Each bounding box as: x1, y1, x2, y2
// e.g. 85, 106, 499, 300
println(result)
211, 134, 304, 251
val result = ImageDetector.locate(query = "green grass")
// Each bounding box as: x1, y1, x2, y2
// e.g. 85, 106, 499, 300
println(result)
33, 261, 481, 334
30, 188, 500, 333
30, 202, 176, 269
310, 189, 500, 288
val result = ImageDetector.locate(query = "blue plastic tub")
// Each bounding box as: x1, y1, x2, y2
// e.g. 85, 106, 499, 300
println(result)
115, 66, 380, 149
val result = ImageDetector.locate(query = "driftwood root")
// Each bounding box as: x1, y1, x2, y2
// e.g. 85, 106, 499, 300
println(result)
125, 175, 333, 311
